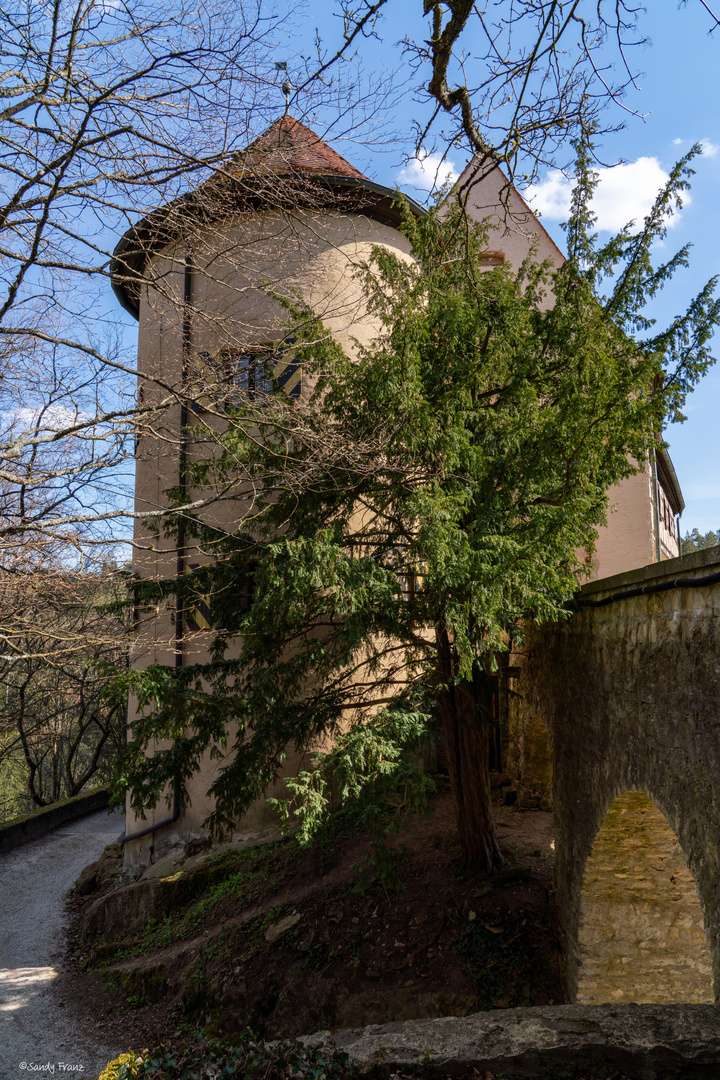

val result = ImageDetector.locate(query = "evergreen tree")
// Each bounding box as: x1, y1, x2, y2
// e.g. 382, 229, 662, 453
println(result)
116, 146, 719, 872
681, 528, 720, 553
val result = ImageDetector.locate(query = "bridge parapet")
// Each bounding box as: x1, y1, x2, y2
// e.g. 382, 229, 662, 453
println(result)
508, 546, 720, 1001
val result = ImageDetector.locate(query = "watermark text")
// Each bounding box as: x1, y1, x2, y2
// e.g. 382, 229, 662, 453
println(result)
19, 1064, 85, 1074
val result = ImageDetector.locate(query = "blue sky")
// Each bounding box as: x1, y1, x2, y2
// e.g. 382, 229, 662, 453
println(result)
275, 1, 720, 535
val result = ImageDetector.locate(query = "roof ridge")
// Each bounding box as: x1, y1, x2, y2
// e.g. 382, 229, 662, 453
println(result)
240, 115, 368, 181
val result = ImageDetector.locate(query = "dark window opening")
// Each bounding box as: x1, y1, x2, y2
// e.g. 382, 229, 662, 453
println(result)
235, 561, 258, 613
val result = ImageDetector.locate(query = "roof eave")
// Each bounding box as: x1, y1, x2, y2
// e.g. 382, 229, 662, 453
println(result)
657, 446, 686, 515
111, 175, 425, 321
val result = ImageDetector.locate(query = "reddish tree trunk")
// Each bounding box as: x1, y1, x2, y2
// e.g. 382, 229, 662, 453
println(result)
436, 627, 504, 873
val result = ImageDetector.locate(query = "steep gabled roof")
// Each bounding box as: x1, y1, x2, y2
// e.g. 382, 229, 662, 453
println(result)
111, 117, 422, 319
240, 116, 368, 180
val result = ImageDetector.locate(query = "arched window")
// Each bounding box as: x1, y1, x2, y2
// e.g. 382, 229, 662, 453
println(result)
479, 250, 505, 269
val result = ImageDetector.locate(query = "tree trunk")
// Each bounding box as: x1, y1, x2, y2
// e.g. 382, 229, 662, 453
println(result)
435, 627, 504, 872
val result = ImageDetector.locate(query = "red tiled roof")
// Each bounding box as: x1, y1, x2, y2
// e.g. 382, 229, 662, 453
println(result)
240, 116, 368, 180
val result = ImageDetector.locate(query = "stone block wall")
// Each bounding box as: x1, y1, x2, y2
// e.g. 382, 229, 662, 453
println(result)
577, 791, 713, 1004
508, 546, 720, 1001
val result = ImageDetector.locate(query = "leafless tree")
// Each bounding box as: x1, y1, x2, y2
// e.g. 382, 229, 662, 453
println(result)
320, 0, 717, 189
0, 564, 128, 821
0, 0, 355, 805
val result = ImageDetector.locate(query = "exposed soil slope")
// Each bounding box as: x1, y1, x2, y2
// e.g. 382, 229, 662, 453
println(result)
66, 788, 563, 1050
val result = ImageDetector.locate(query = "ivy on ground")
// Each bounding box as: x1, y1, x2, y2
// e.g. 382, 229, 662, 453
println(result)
98, 1033, 354, 1080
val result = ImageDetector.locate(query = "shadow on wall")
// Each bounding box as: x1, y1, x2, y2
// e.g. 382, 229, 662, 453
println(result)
577, 791, 713, 1005
522, 713, 553, 804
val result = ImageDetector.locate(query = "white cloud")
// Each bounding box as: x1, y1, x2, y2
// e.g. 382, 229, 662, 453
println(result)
526, 156, 686, 233
5, 405, 87, 434
397, 152, 459, 193
524, 171, 573, 221
669, 137, 716, 157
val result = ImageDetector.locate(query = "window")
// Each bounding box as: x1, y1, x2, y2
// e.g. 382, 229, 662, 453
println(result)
231, 353, 275, 400
479, 250, 505, 269
222, 340, 302, 405
194, 342, 301, 410
185, 562, 257, 631
185, 564, 213, 632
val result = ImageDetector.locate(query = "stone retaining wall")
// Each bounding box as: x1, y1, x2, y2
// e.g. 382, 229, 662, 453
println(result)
0, 787, 110, 854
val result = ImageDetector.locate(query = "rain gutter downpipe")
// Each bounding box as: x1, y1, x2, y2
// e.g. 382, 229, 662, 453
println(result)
651, 447, 662, 563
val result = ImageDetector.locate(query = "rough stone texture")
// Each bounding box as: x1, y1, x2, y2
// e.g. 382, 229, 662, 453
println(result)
140, 848, 185, 880
304, 1004, 720, 1078
74, 843, 125, 895
83, 877, 162, 940
509, 547, 720, 1001
265, 911, 302, 943
82, 832, 289, 941
578, 791, 713, 1005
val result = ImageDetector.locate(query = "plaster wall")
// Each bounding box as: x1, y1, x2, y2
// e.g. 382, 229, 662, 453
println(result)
589, 466, 658, 582
142, 208, 413, 364
457, 163, 566, 280
125, 207, 413, 862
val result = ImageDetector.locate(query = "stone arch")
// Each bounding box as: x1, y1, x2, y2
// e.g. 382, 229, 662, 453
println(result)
508, 561, 720, 1002
576, 790, 713, 1004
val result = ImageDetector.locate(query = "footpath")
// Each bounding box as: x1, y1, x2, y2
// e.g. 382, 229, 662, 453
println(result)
0, 806, 124, 1079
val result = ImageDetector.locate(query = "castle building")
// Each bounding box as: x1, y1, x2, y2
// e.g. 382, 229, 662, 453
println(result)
111, 117, 684, 865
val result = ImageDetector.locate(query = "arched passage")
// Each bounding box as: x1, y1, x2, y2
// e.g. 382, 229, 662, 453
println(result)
577, 791, 713, 1004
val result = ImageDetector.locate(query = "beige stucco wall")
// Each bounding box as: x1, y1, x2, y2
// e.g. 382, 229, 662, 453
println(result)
456, 163, 566, 282
125, 206, 413, 865
589, 466, 657, 582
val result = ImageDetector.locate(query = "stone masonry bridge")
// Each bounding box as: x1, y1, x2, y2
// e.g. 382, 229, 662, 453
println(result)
508, 546, 720, 1002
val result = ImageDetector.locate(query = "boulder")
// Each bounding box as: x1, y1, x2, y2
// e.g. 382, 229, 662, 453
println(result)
82, 829, 290, 943
74, 845, 123, 896
74, 859, 103, 895
182, 851, 213, 873
265, 912, 302, 943
140, 849, 185, 881
82, 878, 161, 940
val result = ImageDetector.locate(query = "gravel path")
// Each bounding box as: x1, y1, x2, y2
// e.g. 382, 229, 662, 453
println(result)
0, 807, 126, 1080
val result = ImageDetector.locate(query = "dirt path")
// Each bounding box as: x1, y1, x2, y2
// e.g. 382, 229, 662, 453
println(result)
0, 807, 125, 1080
